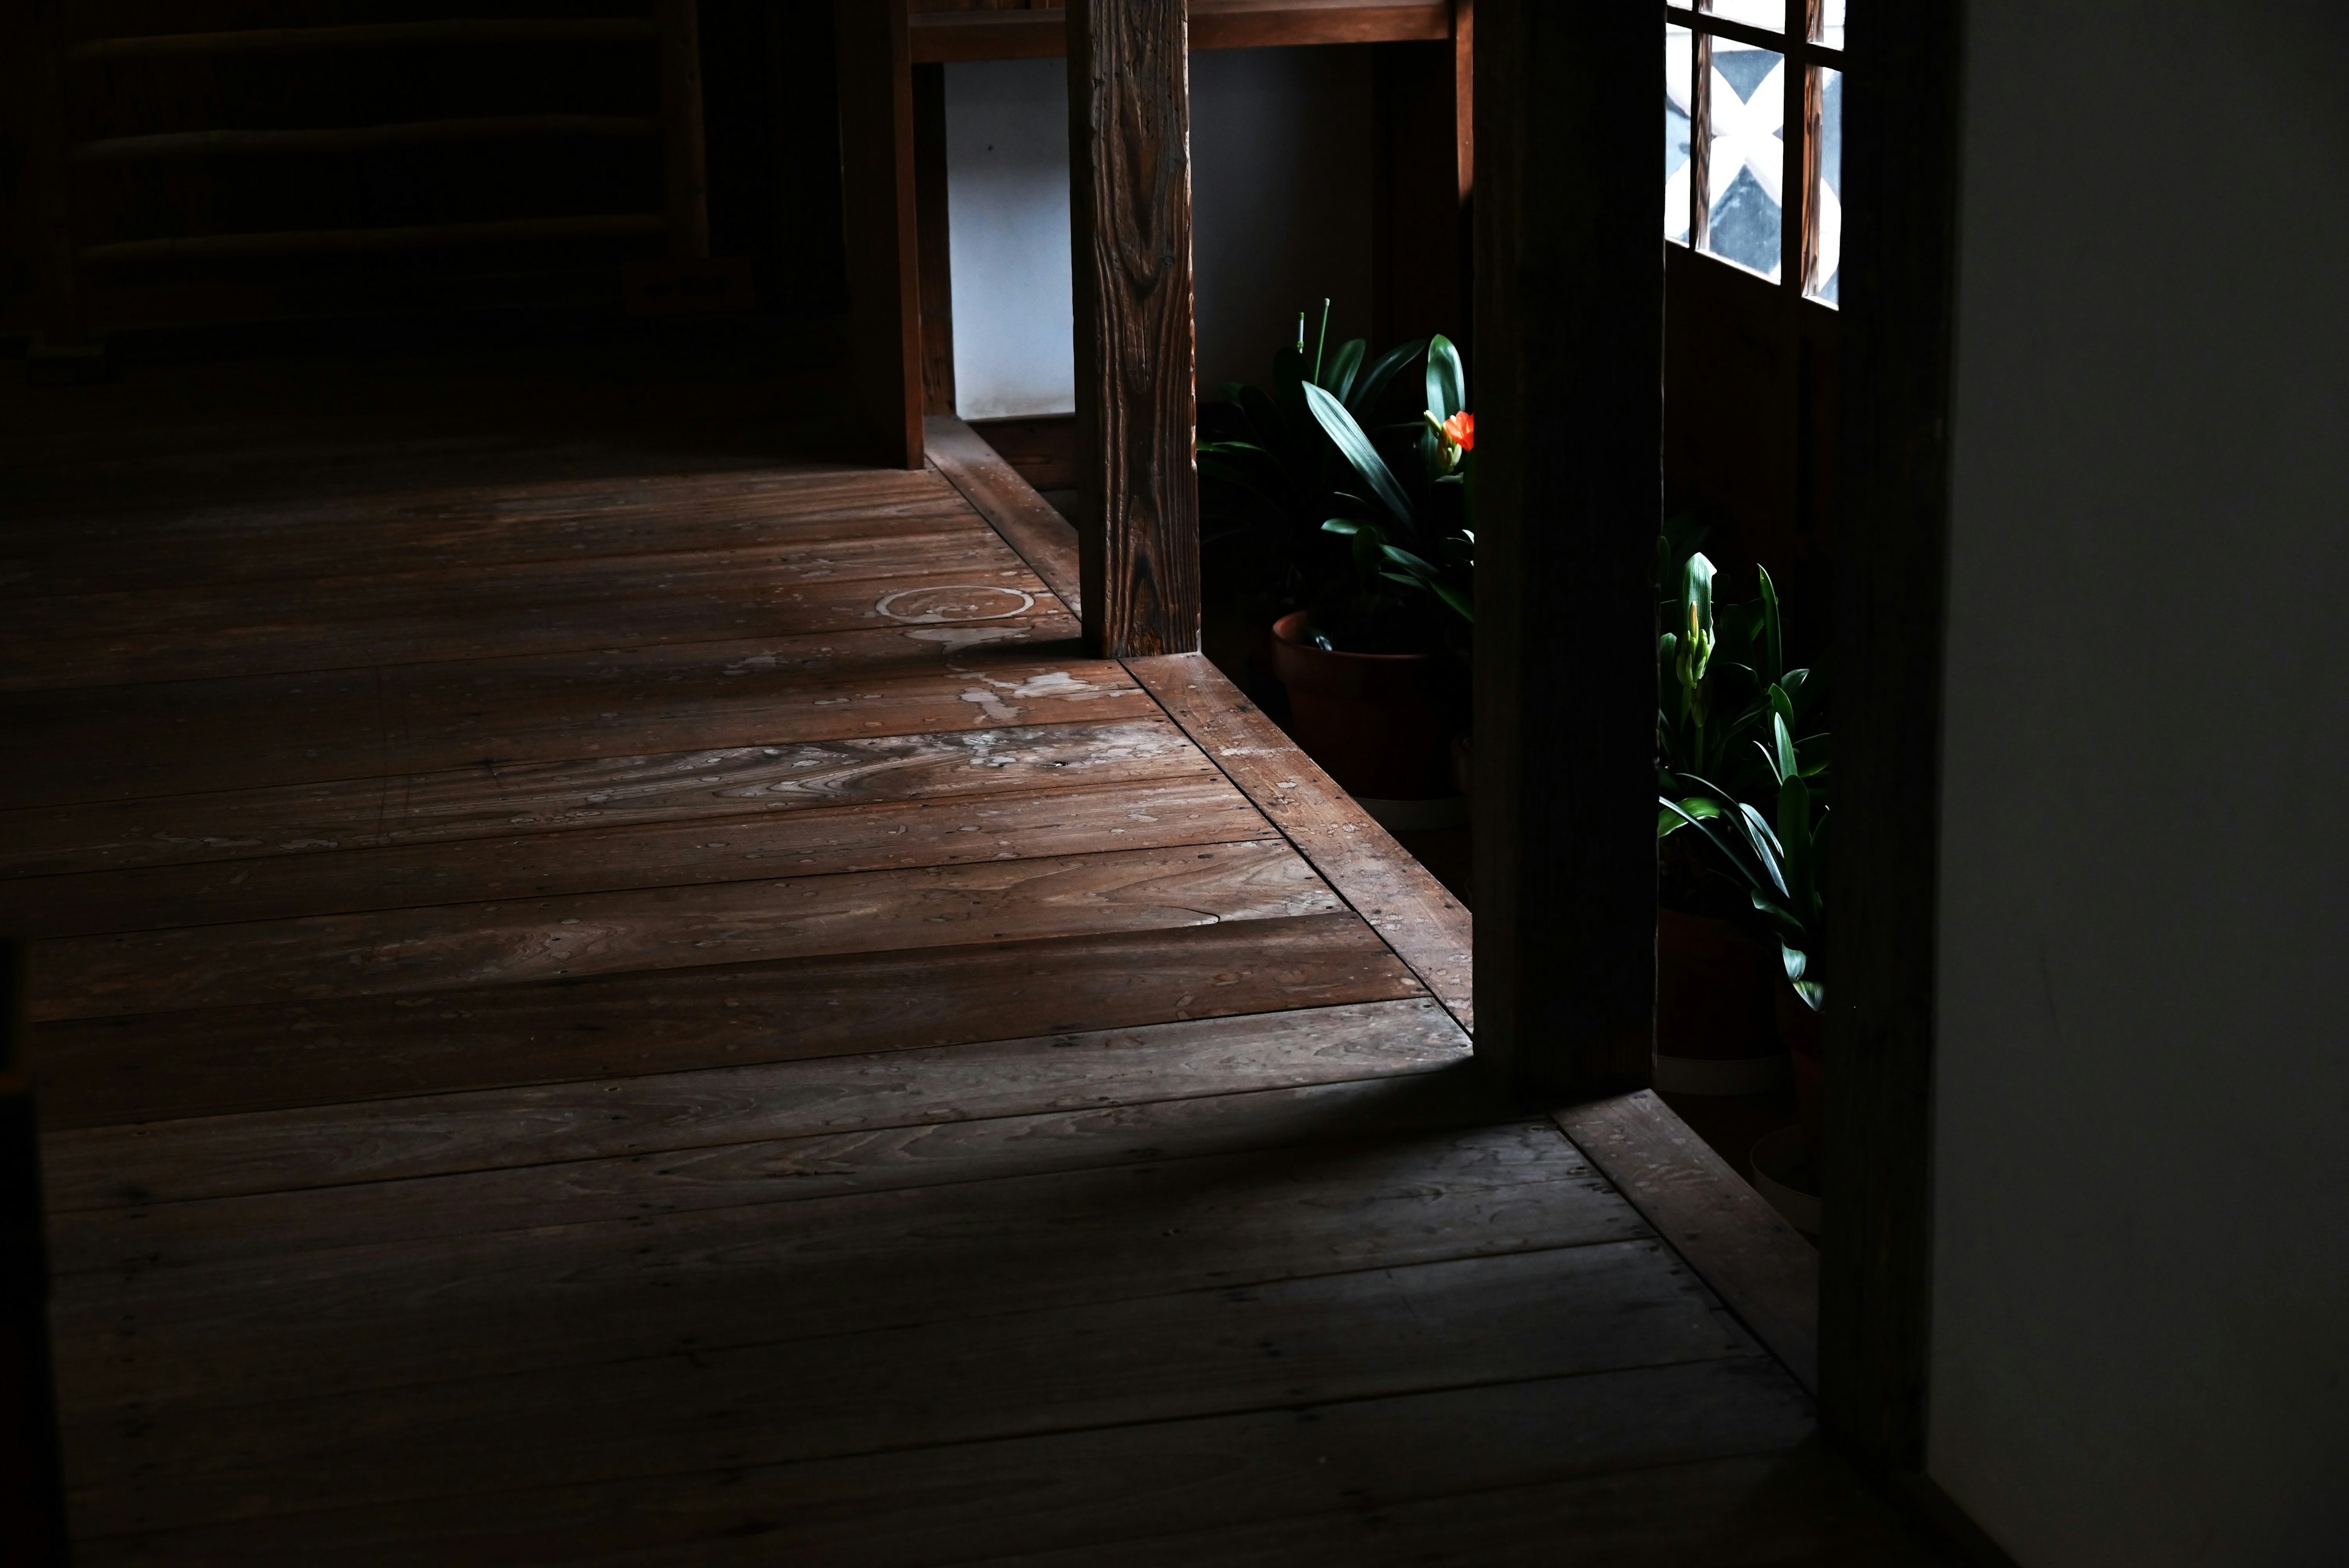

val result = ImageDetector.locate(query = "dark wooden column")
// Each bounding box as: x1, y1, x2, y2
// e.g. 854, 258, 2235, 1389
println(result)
1065, 0, 1201, 658
834, 0, 925, 469
1471, 0, 1661, 1098
912, 61, 959, 417
1819, 0, 1965, 1474
0, 939, 70, 1565
658, 0, 712, 261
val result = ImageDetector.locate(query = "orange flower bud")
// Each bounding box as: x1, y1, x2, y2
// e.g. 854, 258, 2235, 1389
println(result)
1442, 411, 1474, 451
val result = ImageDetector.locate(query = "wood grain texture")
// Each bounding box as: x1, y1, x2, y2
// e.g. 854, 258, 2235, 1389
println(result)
0, 717, 1212, 880
62, 1359, 1809, 1564
1819, 0, 1965, 1472
1127, 653, 1472, 1028
1, 626, 1149, 808
1471, 0, 1660, 1096
1553, 1090, 1819, 1393
975, 1448, 1947, 1568
33, 839, 1340, 1020
46, 999, 1470, 1220
927, 413, 1085, 612
65, 1242, 1745, 1537
0, 775, 1267, 938
1066, 0, 1201, 656
51, 1122, 1642, 1410
1, 535, 1044, 690
32, 912, 1423, 1128
0, 466, 952, 599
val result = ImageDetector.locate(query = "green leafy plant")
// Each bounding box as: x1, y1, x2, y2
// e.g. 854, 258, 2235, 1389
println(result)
1197, 305, 1474, 655
1656, 533, 1828, 1006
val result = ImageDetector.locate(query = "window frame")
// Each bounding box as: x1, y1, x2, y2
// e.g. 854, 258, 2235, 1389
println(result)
1665, 0, 1844, 302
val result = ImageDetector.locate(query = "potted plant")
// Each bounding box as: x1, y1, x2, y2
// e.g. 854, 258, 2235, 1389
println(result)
1655, 535, 1828, 1167
1200, 305, 1474, 816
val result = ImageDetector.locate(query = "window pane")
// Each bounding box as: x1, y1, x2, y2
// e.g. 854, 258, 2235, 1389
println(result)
1807, 65, 1843, 303
1665, 23, 1693, 245
1702, 39, 1785, 280
1816, 0, 1846, 50
1708, 0, 1786, 31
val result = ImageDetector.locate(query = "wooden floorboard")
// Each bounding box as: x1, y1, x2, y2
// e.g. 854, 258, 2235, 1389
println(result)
2, 773, 1267, 938
32, 913, 1425, 1127
35, 838, 1340, 1020
8, 393, 1899, 1562
3, 533, 1044, 689
66, 1242, 1750, 1538
0, 716, 1214, 881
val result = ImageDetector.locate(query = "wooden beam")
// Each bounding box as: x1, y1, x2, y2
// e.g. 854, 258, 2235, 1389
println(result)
833, 0, 926, 468
0, 938, 70, 1566
908, 1, 1451, 63
1818, 0, 1965, 1476
658, 0, 712, 261
1065, 0, 1201, 658
912, 64, 959, 417
1470, 0, 1660, 1099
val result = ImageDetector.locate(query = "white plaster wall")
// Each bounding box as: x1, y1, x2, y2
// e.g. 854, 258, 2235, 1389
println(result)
941, 47, 1373, 420
1931, 4, 2349, 1564
943, 58, 1077, 420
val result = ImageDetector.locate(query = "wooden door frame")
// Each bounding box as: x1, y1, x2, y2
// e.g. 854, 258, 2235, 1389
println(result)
1469, 0, 1965, 1487
1818, 0, 1963, 1477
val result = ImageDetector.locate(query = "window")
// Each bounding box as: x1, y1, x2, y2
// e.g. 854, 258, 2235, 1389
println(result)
1663, 0, 1844, 303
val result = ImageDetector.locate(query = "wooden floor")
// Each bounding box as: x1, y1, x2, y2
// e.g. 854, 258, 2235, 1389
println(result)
3, 343, 1939, 1564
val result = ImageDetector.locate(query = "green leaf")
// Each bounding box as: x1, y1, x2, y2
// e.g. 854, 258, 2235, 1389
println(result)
1780, 942, 1809, 983
1432, 580, 1473, 622
1772, 712, 1800, 787
1756, 566, 1784, 683
1324, 338, 1365, 402
1348, 338, 1427, 420
1426, 335, 1467, 421
1302, 383, 1415, 527
1379, 543, 1439, 576
1310, 299, 1332, 385
1320, 518, 1364, 535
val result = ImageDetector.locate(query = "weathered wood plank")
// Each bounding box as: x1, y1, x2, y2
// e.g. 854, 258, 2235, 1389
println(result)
0, 718, 1209, 881
927, 413, 1085, 614
1, 775, 1266, 938
0, 466, 957, 598
32, 839, 1340, 1020
61, 1359, 1809, 1565
0, 532, 1044, 690
1553, 1090, 1819, 1394
1127, 652, 1472, 1029
46, 998, 1469, 1227
974, 1449, 1946, 1568
32, 913, 1423, 1128
1067, 0, 1201, 656
51, 1122, 1642, 1410
0, 626, 1153, 808
64, 1243, 1748, 1537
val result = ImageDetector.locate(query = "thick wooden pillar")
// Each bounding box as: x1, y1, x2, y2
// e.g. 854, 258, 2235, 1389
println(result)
1819, 0, 1965, 1474
0, 940, 70, 1565
1065, 0, 1201, 658
834, 0, 924, 468
658, 0, 712, 261
1471, 0, 1661, 1098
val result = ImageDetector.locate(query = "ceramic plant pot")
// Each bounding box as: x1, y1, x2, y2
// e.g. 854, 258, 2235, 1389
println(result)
1269, 611, 1458, 806
1652, 908, 1786, 1094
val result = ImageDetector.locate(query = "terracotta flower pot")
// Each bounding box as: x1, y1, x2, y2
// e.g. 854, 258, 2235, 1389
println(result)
1652, 908, 1784, 1094
1776, 980, 1826, 1175
1269, 611, 1457, 801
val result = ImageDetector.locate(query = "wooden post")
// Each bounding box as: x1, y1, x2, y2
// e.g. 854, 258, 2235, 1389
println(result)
1819, 0, 1965, 1474
658, 0, 711, 261
0, 939, 70, 1564
1065, 0, 1201, 658
912, 61, 959, 417
834, 0, 925, 468
1470, 0, 1661, 1099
